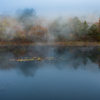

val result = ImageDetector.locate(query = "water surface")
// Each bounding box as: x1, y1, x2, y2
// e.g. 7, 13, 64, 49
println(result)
0, 45, 100, 100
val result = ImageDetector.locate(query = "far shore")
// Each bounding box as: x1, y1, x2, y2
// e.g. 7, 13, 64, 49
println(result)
0, 42, 100, 46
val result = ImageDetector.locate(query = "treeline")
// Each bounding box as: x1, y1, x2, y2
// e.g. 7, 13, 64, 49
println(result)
0, 8, 48, 43
48, 17, 100, 42
0, 8, 100, 43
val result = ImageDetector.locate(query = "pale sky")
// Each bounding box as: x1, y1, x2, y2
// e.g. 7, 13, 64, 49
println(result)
0, 0, 100, 19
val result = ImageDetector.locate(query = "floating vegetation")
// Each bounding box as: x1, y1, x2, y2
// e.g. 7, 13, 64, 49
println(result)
10, 57, 67, 62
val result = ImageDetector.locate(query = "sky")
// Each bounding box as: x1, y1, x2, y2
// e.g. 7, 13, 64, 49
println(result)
0, 0, 100, 20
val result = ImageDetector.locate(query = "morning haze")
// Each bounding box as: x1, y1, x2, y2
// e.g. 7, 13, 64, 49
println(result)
0, 0, 100, 100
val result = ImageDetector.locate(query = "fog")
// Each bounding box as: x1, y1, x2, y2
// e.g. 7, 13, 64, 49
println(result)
0, 8, 100, 43
0, 45, 100, 77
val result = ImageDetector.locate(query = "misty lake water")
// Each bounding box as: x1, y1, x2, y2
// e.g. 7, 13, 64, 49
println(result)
0, 45, 100, 100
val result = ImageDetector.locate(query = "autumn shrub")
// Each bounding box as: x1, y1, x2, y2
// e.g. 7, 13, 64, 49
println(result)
28, 25, 48, 42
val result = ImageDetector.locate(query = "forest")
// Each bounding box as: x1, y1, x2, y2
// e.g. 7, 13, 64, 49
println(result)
0, 8, 100, 44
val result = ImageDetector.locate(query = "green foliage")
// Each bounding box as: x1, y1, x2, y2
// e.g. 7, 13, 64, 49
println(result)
69, 17, 82, 35
81, 21, 89, 35
88, 24, 100, 42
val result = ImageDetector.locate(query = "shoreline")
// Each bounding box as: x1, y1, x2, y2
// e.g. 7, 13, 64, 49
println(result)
0, 42, 100, 46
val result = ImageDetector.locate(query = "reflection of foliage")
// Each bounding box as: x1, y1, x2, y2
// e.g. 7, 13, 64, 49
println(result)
0, 53, 6, 65
0, 46, 100, 76
54, 46, 67, 55
18, 61, 39, 77
54, 46, 100, 68
0, 81, 9, 91
86, 48, 100, 63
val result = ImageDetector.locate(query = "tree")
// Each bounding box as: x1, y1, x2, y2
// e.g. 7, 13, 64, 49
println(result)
81, 21, 89, 34
48, 19, 62, 41
88, 24, 100, 42
48, 17, 69, 42
68, 17, 83, 39
28, 25, 48, 42
79, 21, 89, 41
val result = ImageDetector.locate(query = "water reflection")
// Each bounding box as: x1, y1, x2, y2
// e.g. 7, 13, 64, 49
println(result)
0, 81, 9, 91
0, 45, 100, 100
0, 45, 100, 76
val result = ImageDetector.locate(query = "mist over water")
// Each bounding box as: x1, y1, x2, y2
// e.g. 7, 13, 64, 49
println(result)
0, 45, 100, 100
0, 0, 100, 99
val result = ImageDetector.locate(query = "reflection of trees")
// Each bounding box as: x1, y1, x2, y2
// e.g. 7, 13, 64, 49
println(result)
0, 45, 30, 59
0, 51, 44, 76
0, 45, 50, 77
0, 52, 16, 70
1, 45, 100, 76
54, 46, 100, 69
54, 46, 67, 55
17, 61, 42, 77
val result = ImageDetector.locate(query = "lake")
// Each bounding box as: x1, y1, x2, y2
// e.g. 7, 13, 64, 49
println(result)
0, 45, 100, 100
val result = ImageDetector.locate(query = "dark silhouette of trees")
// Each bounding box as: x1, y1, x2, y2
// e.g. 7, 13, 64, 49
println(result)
88, 24, 100, 42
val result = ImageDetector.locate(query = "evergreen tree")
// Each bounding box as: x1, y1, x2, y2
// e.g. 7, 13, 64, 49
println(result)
88, 24, 100, 42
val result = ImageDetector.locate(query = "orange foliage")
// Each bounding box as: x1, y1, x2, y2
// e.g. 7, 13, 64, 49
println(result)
14, 30, 26, 38
29, 25, 48, 39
